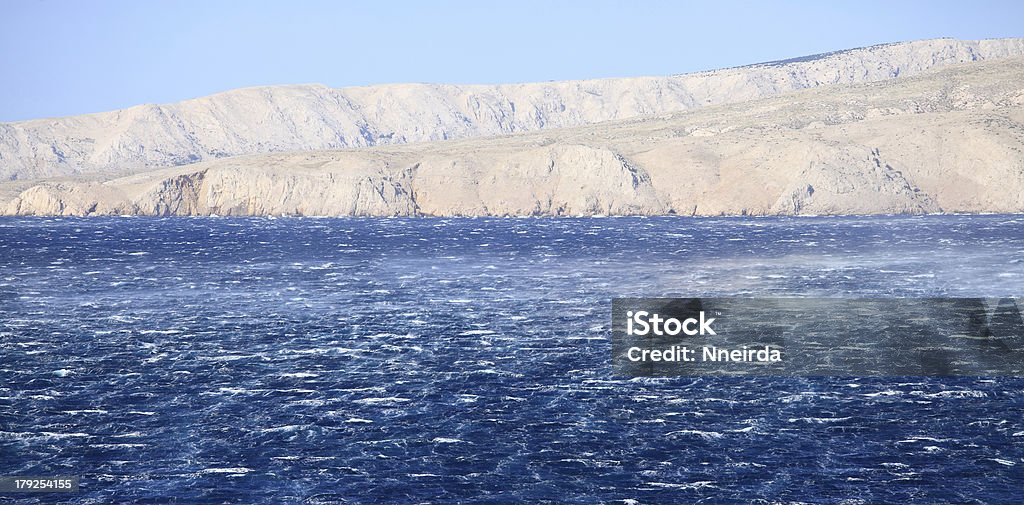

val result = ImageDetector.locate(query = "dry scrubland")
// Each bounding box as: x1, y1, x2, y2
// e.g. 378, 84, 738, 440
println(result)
2, 38, 1023, 216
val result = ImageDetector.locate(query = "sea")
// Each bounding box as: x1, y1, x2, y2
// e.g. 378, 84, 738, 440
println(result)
1, 215, 1022, 503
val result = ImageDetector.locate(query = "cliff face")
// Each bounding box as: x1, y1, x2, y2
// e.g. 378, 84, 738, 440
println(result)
6, 57, 1023, 217
2, 38, 1023, 182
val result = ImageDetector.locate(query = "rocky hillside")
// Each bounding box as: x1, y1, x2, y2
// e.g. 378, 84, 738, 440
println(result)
6, 57, 1023, 217
2, 38, 1023, 181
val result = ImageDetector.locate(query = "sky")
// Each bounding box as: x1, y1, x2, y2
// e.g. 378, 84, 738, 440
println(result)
1, 0, 1022, 122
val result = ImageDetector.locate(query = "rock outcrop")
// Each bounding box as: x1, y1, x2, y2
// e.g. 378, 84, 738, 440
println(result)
2, 38, 1023, 182
6, 56, 1023, 217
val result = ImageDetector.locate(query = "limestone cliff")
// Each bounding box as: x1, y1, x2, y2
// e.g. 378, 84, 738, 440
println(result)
2, 38, 1023, 182
6, 57, 1022, 217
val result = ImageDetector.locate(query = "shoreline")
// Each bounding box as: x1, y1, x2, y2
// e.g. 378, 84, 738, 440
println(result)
2, 212, 1022, 220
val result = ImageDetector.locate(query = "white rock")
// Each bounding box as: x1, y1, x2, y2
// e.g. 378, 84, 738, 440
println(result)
2, 38, 1022, 182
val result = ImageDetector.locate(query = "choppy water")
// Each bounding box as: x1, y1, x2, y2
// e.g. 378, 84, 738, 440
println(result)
1, 215, 1023, 503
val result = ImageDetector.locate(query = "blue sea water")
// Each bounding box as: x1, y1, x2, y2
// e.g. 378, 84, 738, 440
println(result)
1, 215, 1023, 504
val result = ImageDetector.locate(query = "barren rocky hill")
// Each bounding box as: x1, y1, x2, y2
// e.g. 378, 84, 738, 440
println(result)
2, 37, 1022, 182
6, 56, 1023, 217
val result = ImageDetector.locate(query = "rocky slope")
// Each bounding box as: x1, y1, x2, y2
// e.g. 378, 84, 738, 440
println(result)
2, 38, 1023, 182
6, 57, 1023, 217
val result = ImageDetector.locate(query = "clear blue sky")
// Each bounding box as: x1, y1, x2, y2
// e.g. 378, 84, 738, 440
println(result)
1, 0, 1021, 121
